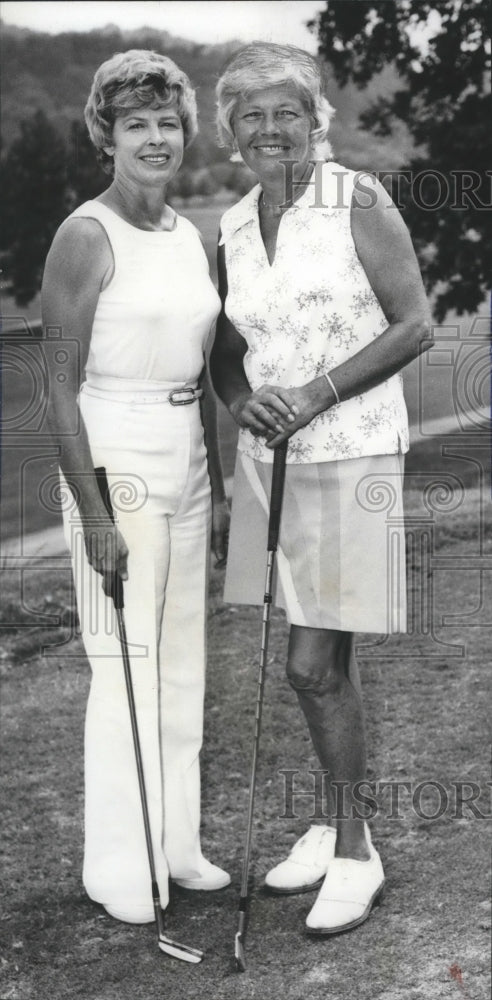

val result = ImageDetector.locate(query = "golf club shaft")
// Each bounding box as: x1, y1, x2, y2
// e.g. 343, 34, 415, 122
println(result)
115, 607, 164, 932
238, 549, 274, 899
115, 613, 202, 960
94, 467, 203, 961
237, 441, 288, 951
93, 470, 164, 919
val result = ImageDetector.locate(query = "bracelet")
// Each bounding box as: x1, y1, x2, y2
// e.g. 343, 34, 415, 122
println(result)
324, 372, 340, 405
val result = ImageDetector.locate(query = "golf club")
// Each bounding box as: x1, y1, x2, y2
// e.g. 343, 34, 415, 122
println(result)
95, 467, 204, 964
235, 441, 288, 973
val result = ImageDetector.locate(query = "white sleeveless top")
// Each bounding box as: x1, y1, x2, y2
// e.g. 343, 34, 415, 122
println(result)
66, 200, 220, 384
219, 161, 409, 464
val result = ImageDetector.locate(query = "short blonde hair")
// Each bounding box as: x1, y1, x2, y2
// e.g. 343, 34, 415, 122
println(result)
85, 49, 198, 172
216, 42, 335, 159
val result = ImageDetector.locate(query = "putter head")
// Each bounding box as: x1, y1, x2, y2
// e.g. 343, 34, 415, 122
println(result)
234, 930, 246, 972
158, 934, 203, 964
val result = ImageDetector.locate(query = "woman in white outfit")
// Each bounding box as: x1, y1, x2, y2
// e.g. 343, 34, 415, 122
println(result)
42, 50, 230, 924
211, 43, 432, 936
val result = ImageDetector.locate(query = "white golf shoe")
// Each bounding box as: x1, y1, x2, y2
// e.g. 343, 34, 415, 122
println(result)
264, 825, 337, 894
305, 836, 385, 935
103, 903, 155, 923
173, 858, 231, 891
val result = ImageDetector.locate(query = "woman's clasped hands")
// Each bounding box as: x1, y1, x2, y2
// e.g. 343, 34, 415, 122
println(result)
230, 377, 333, 448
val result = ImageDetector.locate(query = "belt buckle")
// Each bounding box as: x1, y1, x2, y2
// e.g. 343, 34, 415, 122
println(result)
169, 387, 197, 406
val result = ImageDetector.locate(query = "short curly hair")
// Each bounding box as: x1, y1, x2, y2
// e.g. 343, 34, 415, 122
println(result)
85, 49, 198, 173
216, 42, 335, 160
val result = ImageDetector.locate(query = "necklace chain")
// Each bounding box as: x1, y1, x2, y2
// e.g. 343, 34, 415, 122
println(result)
260, 192, 293, 214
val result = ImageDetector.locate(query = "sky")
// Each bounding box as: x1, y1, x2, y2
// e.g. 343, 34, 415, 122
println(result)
0, 1, 326, 50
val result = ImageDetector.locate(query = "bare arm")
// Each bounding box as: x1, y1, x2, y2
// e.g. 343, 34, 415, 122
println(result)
199, 364, 229, 567
209, 239, 249, 415
42, 218, 129, 587
266, 175, 433, 447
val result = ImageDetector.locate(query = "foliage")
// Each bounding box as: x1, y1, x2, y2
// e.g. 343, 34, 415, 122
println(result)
0, 97, 259, 305
0, 110, 69, 306
67, 121, 107, 205
0, 22, 411, 306
310, 0, 491, 319
0, 25, 247, 305
0, 104, 255, 304
0, 24, 236, 165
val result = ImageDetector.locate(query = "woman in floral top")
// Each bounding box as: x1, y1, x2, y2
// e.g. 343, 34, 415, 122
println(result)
211, 43, 432, 936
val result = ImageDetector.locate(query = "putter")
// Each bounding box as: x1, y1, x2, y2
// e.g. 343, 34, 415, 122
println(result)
235, 441, 288, 973
95, 467, 204, 964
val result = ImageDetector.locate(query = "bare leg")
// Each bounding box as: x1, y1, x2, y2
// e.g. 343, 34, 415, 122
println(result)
321, 637, 362, 824
286, 625, 369, 861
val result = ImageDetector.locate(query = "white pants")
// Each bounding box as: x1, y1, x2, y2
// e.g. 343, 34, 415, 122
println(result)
61, 380, 211, 912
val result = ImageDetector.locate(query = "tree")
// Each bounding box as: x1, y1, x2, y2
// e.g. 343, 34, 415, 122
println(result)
310, 0, 491, 319
0, 110, 69, 305
67, 120, 107, 207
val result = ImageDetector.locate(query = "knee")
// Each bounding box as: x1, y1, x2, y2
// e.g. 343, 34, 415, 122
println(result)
286, 654, 342, 697
286, 627, 351, 697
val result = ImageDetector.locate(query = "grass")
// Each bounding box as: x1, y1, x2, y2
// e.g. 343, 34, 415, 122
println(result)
1, 487, 491, 1000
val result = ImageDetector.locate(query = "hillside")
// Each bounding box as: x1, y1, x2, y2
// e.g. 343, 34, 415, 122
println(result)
0, 21, 412, 172
0, 23, 237, 169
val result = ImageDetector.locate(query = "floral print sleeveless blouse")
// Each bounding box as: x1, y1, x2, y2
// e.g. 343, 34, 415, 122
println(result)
219, 161, 409, 464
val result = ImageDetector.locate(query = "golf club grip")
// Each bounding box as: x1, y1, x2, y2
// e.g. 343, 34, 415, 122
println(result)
267, 441, 288, 551
94, 466, 124, 611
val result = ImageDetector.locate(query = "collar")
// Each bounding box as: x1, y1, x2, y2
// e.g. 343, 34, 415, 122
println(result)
219, 160, 346, 245
219, 183, 262, 244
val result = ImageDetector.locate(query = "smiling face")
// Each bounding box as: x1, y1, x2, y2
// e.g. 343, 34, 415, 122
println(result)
105, 103, 184, 187
233, 83, 313, 184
